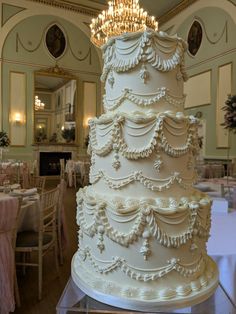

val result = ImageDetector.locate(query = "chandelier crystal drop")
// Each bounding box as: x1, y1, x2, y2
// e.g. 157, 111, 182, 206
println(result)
90, 0, 158, 47
35, 95, 45, 111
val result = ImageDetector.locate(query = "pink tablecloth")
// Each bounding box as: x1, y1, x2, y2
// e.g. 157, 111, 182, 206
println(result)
207, 211, 236, 305
0, 193, 19, 314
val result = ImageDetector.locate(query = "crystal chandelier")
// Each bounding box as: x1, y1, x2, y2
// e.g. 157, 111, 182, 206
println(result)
35, 95, 45, 111
90, 0, 158, 47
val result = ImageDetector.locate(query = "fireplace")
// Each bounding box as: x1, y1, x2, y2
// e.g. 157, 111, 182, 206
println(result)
39, 152, 71, 176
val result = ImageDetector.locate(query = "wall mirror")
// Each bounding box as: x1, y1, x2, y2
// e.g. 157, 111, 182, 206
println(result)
34, 66, 77, 145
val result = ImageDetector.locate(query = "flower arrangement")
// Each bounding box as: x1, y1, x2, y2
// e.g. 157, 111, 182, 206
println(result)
221, 94, 236, 132
0, 131, 10, 147
61, 127, 75, 142
221, 94, 236, 181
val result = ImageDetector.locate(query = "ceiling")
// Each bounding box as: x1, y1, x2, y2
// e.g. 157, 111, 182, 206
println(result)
58, 0, 189, 22
35, 75, 71, 91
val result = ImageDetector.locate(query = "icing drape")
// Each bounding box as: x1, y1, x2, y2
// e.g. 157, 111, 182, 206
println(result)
101, 31, 188, 83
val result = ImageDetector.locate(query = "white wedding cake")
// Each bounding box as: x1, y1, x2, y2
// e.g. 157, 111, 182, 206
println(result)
71, 27, 218, 310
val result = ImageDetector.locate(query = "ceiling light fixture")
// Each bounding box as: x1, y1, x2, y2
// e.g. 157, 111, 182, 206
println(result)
90, 0, 158, 47
35, 95, 45, 111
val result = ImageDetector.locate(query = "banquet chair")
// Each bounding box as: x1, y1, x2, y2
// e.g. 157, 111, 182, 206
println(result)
9, 172, 18, 185
65, 160, 77, 188
29, 175, 46, 194
20, 161, 31, 188
0, 173, 7, 185
43, 179, 67, 265
221, 184, 236, 209
59, 158, 66, 180
82, 161, 90, 186
57, 178, 67, 264
12, 197, 23, 309
15, 187, 60, 300
232, 158, 236, 178
31, 159, 38, 176
0, 164, 18, 184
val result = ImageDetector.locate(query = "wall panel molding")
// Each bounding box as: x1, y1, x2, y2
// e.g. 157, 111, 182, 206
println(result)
184, 70, 211, 108
9, 71, 26, 146
82, 81, 97, 142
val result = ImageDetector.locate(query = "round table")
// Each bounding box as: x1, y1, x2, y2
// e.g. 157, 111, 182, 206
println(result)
0, 192, 19, 313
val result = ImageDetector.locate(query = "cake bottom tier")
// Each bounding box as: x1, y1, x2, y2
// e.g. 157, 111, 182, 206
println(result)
71, 253, 218, 311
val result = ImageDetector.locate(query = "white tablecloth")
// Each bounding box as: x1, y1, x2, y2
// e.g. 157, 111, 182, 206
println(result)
207, 210, 236, 305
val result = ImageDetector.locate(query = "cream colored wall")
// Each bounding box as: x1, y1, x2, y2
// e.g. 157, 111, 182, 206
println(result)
160, 0, 236, 160
0, 0, 103, 160
162, 0, 236, 159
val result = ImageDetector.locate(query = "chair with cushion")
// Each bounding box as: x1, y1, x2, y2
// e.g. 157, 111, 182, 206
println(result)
29, 175, 46, 194
15, 187, 60, 300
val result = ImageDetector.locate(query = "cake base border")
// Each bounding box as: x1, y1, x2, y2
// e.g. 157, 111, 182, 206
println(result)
71, 253, 219, 312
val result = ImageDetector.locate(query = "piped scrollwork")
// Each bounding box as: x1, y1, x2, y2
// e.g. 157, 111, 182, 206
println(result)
89, 112, 199, 160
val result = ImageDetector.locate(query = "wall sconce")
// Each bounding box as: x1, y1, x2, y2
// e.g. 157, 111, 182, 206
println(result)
83, 116, 93, 137
84, 116, 92, 128
14, 113, 23, 125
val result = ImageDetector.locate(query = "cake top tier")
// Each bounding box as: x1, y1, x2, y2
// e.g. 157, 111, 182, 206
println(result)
101, 30, 188, 114
101, 30, 188, 83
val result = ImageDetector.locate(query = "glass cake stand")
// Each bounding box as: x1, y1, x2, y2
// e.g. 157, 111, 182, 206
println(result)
56, 277, 236, 314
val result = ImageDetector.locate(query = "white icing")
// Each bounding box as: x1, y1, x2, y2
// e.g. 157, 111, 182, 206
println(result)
72, 253, 218, 303
79, 246, 206, 280
76, 188, 211, 251
103, 88, 186, 112
101, 30, 188, 83
90, 169, 197, 191
89, 112, 198, 160
72, 29, 218, 309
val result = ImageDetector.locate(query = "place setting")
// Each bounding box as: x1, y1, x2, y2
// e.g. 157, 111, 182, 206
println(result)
9, 187, 38, 197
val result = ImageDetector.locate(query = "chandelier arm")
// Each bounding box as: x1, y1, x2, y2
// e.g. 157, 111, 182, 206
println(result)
90, 0, 158, 47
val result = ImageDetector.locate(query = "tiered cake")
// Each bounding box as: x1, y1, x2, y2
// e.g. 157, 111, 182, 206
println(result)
71, 29, 218, 310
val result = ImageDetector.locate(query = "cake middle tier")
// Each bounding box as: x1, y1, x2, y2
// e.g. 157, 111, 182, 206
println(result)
89, 111, 199, 198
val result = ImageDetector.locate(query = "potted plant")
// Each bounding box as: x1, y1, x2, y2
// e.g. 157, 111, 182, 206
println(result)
61, 127, 75, 143
221, 94, 236, 180
0, 130, 10, 160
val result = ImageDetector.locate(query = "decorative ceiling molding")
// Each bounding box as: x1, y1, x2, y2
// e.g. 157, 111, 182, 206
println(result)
83, 22, 91, 29
26, 0, 104, 17
26, 0, 200, 24
158, 0, 199, 26
25, 1, 203, 26
227, 0, 236, 6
